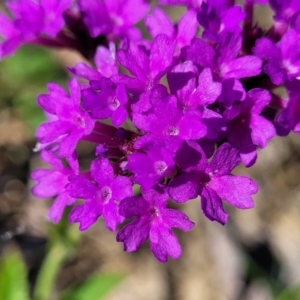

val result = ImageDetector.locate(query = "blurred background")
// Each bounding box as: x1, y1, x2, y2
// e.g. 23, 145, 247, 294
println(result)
1, 2, 300, 300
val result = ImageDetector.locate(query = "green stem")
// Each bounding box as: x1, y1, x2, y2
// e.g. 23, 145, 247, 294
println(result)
33, 242, 67, 300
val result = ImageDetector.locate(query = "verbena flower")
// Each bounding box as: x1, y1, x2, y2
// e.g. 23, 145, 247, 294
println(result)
67, 157, 132, 231
31, 150, 78, 223
0, 0, 72, 58
168, 142, 257, 224
1, 0, 298, 262
117, 186, 195, 262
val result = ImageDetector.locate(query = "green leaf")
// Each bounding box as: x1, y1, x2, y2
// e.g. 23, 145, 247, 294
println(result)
0, 45, 68, 133
33, 242, 67, 300
275, 284, 300, 300
61, 273, 124, 300
0, 248, 30, 300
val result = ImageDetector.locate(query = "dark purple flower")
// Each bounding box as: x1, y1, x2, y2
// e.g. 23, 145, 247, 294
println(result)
167, 63, 222, 109
83, 78, 128, 127
127, 145, 175, 189
79, 0, 149, 41
184, 30, 262, 80
0, 0, 72, 58
69, 42, 117, 81
197, 0, 246, 40
146, 8, 198, 52
31, 150, 78, 224
117, 186, 194, 262
133, 94, 207, 151
253, 29, 300, 85
115, 34, 176, 96
67, 157, 132, 231
269, 0, 300, 23
35, 79, 95, 157
226, 89, 276, 167
158, 0, 203, 9
168, 142, 258, 224
276, 80, 300, 136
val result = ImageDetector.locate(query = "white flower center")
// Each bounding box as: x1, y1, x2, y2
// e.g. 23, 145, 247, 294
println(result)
98, 186, 112, 202
154, 161, 168, 175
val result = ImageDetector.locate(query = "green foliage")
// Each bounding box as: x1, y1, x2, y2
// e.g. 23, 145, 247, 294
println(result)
275, 283, 300, 300
0, 212, 123, 300
0, 248, 30, 300
33, 242, 67, 300
0, 45, 68, 132
61, 274, 124, 300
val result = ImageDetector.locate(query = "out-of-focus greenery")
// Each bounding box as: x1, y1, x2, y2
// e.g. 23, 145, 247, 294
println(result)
0, 213, 123, 300
275, 284, 300, 300
0, 45, 68, 133
0, 248, 30, 300
0, 44, 123, 300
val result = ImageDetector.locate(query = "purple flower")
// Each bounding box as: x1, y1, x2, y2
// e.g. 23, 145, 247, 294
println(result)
276, 80, 300, 136
158, 0, 203, 9
35, 79, 95, 157
133, 94, 207, 151
127, 145, 175, 189
168, 142, 258, 224
83, 78, 128, 127
226, 89, 276, 167
69, 42, 117, 81
146, 8, 198, 52
117, 186, 194, 262
184, 30, 262, 80
79, 0, 149, 40
31, 150, 78, 224
167, 63, 222, 109
166, 62, 226, 139
269, 0, 300, 23
67, 157, 132, 231
253, 29, 300, 85
115, 34, 176, 96
0, 0, 72, 58
197, 0, 246, 40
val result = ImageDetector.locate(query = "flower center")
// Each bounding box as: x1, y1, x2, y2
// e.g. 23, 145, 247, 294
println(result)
109, 97, 120, 110
168, 126, 179, 136
154, 161, 168, 175
149, 206, 159, 218
282, 59, 299, 76
198, 172, 211, 186
98, 186, 112, 202
75, 115, 85, 128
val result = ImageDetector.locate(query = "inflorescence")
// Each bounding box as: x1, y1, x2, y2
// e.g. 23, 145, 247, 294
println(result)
1, 0, 300, 262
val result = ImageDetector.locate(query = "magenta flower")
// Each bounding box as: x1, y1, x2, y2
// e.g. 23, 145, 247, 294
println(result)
83, 79, 128, 127
226, 89, 276, 167
254, 29, 300, 85
79, 0, 149, 40
117, 186, 194, 262
31, 150, 78, 224
184, 30, 262, 80
2, 0, 296, 262
158, 0, 203, 9
115, 34, 176, 96
69, 42, 118, 81
146, 8, 198, 51
269, 0, 300, 22
67, 157, 132, 231
197, 0, 246, 40
35, 79, 95, 157
132, 94, 207, 151
276, 80, 300, 136
127, 145, 175, 190
0, 0, 72, 58
168, 142, 258, 224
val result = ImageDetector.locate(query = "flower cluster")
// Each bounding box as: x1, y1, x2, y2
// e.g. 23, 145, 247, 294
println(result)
1, 0, 300, 262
